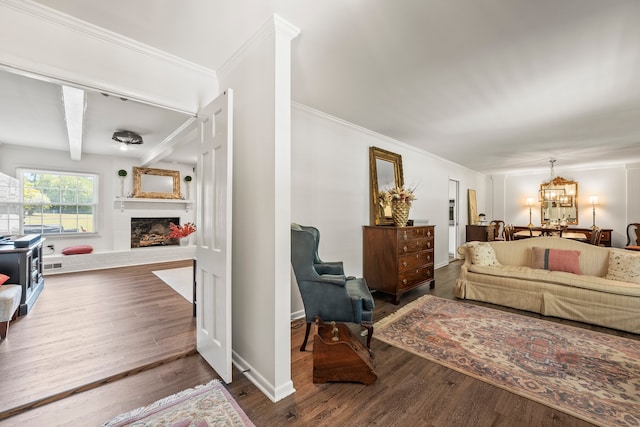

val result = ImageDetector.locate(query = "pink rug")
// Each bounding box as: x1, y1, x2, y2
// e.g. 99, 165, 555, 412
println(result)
101, 380, 254, 426
375, 295, 640, 426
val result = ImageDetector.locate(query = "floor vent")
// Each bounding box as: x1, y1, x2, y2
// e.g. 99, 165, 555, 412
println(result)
44, 263, 63, 270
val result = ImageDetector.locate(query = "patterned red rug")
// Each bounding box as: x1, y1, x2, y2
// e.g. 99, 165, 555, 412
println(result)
101, 380, 254, 426
374, 295, 640, 426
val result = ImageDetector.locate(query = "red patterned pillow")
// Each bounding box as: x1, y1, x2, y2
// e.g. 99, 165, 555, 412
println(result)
0, 273, 9, 286
62, 245, 93, 255
532, 247, 582, 275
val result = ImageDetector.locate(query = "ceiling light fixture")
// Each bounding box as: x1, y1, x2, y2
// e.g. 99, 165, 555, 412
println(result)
62, 86, 86, 161
112, 130, 143, 146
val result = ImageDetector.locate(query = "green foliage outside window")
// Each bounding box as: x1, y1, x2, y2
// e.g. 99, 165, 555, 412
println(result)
19, 169, 98, 234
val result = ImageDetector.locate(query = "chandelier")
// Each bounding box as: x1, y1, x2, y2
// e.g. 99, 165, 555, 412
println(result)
538, 160, 567, 203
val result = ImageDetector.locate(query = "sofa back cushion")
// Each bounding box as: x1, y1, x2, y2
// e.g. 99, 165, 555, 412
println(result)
531, 247, 582, 275
467, 242, 501, 266
606, 250, 640, 284
487, 237, 609, 277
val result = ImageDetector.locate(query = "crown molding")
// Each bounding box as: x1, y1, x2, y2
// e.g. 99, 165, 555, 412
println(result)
218, 14, 300, 80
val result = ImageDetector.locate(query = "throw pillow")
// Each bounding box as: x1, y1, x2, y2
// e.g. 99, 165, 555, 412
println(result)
61, 245, 93, 255
0, 273, 9, 286
606, 250, 640, 284
531, 247, 582, 275
467, 242, 501, 266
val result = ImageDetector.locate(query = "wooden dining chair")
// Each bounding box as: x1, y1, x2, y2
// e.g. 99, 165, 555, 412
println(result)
490, 220, 505, 241
589, 227, 603, 246
625, 223, 640, 251
503, 224, 515, 241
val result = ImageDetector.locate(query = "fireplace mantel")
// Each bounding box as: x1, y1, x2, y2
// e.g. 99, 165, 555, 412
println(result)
115, 197, 193, 212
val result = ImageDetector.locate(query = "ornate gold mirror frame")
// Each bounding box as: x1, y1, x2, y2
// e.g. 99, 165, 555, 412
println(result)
133, 167, 181, 199
369, 146, 404, 225
539, 176, 578, 225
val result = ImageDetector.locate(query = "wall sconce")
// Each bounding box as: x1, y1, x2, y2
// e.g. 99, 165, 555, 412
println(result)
589, 195, 599, 229
526, 197, 535, 227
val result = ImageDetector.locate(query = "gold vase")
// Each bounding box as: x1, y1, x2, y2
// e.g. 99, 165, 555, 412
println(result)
391, 200, 410, 227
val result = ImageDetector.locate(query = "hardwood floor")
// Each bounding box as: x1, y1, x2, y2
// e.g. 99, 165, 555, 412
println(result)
2, 259, 637, 426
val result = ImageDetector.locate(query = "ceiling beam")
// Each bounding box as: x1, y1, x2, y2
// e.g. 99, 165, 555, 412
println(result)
61, 85, 86, 161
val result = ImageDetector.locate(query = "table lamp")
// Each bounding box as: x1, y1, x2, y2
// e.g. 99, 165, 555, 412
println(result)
589, 195, 599, 229
526, 198, 535, 227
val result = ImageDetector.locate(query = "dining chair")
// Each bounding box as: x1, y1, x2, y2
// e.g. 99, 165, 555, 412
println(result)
490, 220, 505, 241
589, 227, 602, 246
625, 223, 640, 251
503, 224, 515, 241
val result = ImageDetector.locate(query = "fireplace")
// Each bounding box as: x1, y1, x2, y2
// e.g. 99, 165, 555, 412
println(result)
131, 217, 180, 248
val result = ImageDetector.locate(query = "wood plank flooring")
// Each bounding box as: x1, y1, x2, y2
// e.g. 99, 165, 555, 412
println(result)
2, 259, 637, 426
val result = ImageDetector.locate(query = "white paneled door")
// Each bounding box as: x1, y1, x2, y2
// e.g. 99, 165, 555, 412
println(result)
195, 89, 234, 383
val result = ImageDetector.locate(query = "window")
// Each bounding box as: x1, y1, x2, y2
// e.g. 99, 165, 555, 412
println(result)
15, 169, 98, 235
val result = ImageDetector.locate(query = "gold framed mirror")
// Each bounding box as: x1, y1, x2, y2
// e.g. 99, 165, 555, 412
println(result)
133, 167, 181, 199
369, 146, 404, 225
539, 176, 578, 225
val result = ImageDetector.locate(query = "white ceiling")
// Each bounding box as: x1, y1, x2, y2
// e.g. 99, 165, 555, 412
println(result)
5, 0, 640, 174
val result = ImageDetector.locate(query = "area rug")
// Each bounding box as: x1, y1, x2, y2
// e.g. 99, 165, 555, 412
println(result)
374, 295, 640, 427
153, 267, 193, 303
101, 379, 254, 426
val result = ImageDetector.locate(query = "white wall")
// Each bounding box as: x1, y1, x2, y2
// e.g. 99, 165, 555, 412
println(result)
291, 105, 487, 313
217, 15, 298, 403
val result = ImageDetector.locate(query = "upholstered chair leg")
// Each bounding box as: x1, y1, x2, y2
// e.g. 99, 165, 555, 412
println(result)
300, 322, 312, 351
0, 320, 8, 340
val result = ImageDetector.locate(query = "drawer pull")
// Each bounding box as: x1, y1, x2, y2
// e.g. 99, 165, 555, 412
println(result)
402, 261, 408, 267
402, 246, 407, 252
402, 232, 408, 240
427, 231, 431, 237
427, 255, 431, 262
402, 279, 407, 285
427, 242, 431, 248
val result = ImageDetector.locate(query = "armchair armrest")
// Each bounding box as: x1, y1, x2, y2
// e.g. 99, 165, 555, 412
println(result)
317, 274, 346, 286
315, 261, 344, 275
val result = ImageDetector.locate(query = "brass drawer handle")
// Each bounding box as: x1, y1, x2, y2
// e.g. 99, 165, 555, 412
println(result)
427, 255, 431, 262
402, 246, 407, 252
402, 261, 408, 267
427, 242, 431, 248
402, 279, 407, 285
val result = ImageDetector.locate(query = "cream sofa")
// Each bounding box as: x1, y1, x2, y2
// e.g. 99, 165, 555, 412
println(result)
455, 236, 640, 334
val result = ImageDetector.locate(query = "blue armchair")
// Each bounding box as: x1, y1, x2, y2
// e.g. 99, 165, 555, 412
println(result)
291, 223, 374, 351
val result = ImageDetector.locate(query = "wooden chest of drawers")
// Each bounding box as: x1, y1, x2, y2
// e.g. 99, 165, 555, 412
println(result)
363, 225, 435, 304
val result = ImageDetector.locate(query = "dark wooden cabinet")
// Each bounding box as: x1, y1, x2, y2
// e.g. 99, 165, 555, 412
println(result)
466, 224, 495, 242
0, 236, 45, 315
363, 225, 435, 304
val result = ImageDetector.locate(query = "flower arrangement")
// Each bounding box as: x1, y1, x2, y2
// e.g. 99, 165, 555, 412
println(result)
167, 222, 196, 239
379, 186, 417, 207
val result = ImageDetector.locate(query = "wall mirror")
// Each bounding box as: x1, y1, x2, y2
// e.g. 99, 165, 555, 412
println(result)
539, 176, 578, 225
369, 146, 404, 225
133, 167, 181, 199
